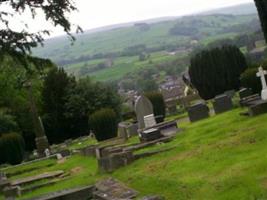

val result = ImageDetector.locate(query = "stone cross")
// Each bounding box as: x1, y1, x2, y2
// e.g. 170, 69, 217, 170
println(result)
257, 66, 267, 100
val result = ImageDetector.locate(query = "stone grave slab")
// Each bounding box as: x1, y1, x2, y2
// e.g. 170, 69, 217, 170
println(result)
93, 178, 138, 200
27, 185, 95, 200
213, 94, 233, 114
249, 100, 267, 116
11, 170, 64, 186
188, 102, 209, 122
140, 128, 162, 142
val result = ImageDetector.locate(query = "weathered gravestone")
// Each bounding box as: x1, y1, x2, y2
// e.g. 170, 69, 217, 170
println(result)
93, 178, 138, 200
213, 94, 233, 114
188, 102, 209, 122
135, 95, 156, 129
140, 128, 162, 142
118, 122, 129, 140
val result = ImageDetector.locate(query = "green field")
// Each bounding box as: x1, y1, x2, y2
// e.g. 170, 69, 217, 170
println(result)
33, 13, 260, 82
3, 109, 267, 199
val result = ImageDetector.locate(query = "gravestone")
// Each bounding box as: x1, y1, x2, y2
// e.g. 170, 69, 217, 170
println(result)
127, 122, 138, 137
249, 101, 267, 116
93, 178, 138, 199
239, 88, 253, 100
135, 95, 154, 129
140, 128, 162, 142
188, 102, 209, 122
118, 122, 129, 140
257, 66, 267, 100
213, 94, 233, 114
144, 114, 157, 128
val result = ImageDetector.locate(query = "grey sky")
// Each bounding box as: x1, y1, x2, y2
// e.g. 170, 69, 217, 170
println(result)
3, 0, 254, 37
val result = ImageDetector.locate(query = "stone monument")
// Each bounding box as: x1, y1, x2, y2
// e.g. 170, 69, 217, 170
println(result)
257, 66, 267, 100
135, 95, 156, 129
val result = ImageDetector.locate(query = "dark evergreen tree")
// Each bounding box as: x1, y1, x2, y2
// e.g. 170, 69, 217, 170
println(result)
189, 46, 247, 100
254, 0, 267, 42
145, 92, 166, 123
42, 67, 76, 144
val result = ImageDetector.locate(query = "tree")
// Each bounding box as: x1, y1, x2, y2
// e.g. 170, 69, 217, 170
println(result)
64, 78, 122, 138
41, 67, 76, 144
0, 0, 80, 54
145, 92, 166, 123
189, 45, 247, 100
89, 108, 118, 141
254, 0, 267, 42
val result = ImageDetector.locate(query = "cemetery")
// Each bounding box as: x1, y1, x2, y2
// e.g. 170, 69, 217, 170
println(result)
2, 75, 267, 199
2, 1, 267, 200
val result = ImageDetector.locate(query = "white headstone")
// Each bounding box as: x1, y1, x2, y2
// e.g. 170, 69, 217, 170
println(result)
144, 114, 157, 128
256, 66, 267, 100
56, 153, 63, 160
44, 148, 50, 157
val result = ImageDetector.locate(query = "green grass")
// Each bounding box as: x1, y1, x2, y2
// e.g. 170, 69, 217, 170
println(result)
3, 109, 267, 199
68, 138, 98, 150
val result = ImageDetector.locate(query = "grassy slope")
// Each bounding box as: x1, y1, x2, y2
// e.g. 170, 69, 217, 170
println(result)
1, 109, 267, 199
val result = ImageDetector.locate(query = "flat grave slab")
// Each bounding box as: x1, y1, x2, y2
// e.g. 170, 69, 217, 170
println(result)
93, 178, 138, 200
11, 170, 64, 186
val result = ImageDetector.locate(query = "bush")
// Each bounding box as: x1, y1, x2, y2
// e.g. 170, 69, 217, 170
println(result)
240, 64, 267, 94
0, 132, 25, 165
145, 92, 166, 123
89, 108, 118, 142
0, 111, 18, 134
189, 45, 247, 100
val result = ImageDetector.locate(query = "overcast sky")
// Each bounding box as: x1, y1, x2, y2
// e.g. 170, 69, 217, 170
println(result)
3, 0, 254, 37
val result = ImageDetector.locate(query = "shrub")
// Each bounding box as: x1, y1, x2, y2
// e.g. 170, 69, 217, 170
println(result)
189, 45, 247, 100
0, 132, 25, 165
0, 111, 18, 134
89, 108, 118, 141
145, 92, 166, 123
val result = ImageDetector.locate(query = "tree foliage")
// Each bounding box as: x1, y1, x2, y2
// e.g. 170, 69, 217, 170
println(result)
254, 0, 267, 43
89, 108, 118, 141
42, 67, 75, 143
0, 132, 25, 165
145, 92, 166, 123
0, 0, 80, 54
240, 62, 267, 94
189, 45, 247, 100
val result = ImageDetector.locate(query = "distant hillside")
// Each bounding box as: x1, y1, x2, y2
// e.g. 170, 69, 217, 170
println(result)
33, 3, 261, 82
201, 3, 257, 15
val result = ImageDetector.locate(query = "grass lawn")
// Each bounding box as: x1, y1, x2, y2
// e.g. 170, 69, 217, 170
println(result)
2, 108, 267, 199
